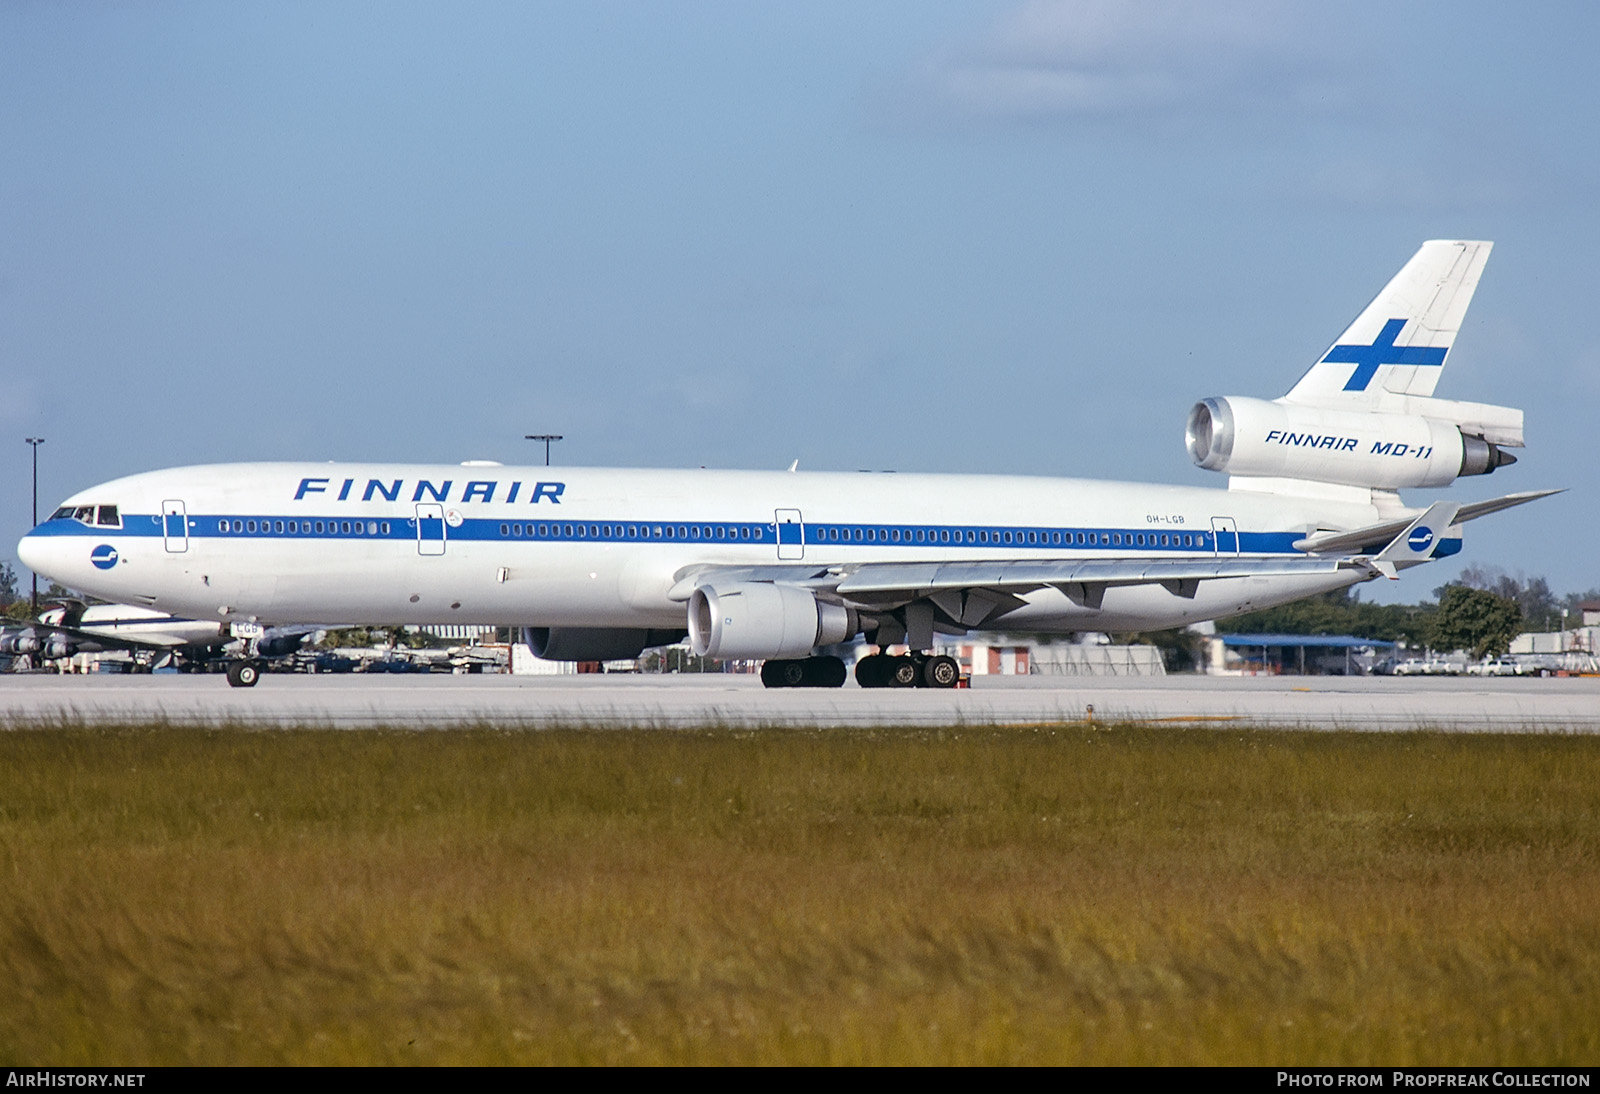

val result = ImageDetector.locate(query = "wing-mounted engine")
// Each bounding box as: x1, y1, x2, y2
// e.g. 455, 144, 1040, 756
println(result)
1186, 396, 1519, 491
522, 626, 687, 662
688, 583, 858, 660
256, 629, 316, 658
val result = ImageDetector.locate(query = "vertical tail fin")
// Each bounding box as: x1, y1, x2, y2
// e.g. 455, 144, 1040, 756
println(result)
1284, 240, 1492, 410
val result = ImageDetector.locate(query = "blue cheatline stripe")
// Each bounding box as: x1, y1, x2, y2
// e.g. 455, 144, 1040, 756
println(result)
29, 514, 1311, 556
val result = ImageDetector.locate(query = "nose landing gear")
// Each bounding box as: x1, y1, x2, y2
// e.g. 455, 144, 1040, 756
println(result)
225, 660, 261, 688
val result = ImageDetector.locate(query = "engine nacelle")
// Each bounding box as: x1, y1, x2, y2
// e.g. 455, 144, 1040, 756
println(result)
688, 583, 858, 660
257, 631, 313, 658
521, 626, 686, 662
0, 632, 37, 655
1186, 396, 1516, 490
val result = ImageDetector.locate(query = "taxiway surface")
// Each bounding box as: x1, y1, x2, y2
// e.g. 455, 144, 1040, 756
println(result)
1, 672, 1596, 730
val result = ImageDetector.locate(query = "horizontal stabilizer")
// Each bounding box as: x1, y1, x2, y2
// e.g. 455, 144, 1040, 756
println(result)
1294, 489, 1562, 555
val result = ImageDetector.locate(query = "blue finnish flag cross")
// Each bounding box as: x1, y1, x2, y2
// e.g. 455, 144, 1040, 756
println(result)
1322, 318, 1448, 392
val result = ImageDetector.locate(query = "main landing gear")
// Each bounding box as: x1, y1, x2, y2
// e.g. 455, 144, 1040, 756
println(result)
854, 652, 961, 689
760, 656, 848, 689
759, 652, 962, 689
225, 660, 261, 688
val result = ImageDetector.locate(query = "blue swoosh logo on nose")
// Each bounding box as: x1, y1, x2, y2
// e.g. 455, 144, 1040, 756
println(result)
90, 544, 119, 569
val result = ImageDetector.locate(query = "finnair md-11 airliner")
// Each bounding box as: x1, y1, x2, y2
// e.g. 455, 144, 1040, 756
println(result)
19, 241, 1555, 688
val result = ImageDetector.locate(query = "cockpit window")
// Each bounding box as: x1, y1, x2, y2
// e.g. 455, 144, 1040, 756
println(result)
48, 504, 121, 527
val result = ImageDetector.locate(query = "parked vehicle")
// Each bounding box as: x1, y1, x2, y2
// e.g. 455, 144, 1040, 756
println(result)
1394, 658, 1464, 676
1469, 657, 1527, 677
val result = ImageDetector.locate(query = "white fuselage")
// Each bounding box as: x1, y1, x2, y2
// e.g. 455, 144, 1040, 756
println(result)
18, 462, 1388, 636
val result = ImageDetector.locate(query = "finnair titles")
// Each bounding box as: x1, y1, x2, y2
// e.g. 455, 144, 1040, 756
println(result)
19, 241, 1557, 689
293, 476, 567, 504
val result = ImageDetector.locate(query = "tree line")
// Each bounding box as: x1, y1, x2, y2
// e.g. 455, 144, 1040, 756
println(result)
1218, 566, 1598, 660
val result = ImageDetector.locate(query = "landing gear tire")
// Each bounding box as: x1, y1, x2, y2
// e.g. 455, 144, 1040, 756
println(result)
226, 660, 261, 688
854, 654, 887, 688
856, 653, 925, 688
761, 656, 848, 689
809, 657, 848, 688
885, 656, 919, 688
921, 655, 960, 689
762, 659, 808, 688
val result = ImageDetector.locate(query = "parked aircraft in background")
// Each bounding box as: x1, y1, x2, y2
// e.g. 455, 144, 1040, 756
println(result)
17, 241, 1556, 689
0, 600, 317, 674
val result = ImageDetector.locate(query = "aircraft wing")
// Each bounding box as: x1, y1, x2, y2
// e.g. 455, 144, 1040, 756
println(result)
0, 619, 180, 657
670, 554, 1377, 624
667, 490, 1532, 630
24, 618, 221, 652
1293, 489, 1562, 555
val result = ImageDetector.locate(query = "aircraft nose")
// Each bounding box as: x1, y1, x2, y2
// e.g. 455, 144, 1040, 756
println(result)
17, 531, 43, 573
17, 529, 64, 583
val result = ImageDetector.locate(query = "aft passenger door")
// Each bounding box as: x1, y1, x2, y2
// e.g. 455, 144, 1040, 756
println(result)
416, 503, 446, 556
776, 509, 804, 560
1210, 516, 1239, 556
162, 500, 188, 554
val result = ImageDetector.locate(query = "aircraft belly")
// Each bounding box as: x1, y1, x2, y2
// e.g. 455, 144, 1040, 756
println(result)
1001, 569, 1367, 633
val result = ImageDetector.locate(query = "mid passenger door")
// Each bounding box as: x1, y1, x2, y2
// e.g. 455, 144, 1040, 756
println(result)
416, 503, 446, 556
776, 509, 804, 560
162, 500, 188, 554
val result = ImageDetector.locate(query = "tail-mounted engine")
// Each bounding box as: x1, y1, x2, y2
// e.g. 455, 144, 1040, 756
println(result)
1186, 396, 1518, 490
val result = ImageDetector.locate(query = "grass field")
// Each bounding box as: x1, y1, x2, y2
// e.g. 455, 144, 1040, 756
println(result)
1, 721, 1597, 1065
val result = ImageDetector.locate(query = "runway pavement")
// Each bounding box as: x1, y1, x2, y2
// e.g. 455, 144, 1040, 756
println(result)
1, 671, 1597, 730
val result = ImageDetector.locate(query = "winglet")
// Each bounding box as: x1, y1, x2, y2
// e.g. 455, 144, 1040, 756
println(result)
1371, 501, 1461, 578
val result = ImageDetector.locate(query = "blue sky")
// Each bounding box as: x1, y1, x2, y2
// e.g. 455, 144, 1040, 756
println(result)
3, 1, 1596, 603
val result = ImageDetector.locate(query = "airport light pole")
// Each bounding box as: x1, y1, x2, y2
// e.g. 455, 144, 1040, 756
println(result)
525, 434, 563, 466
25, 437, 43, 613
